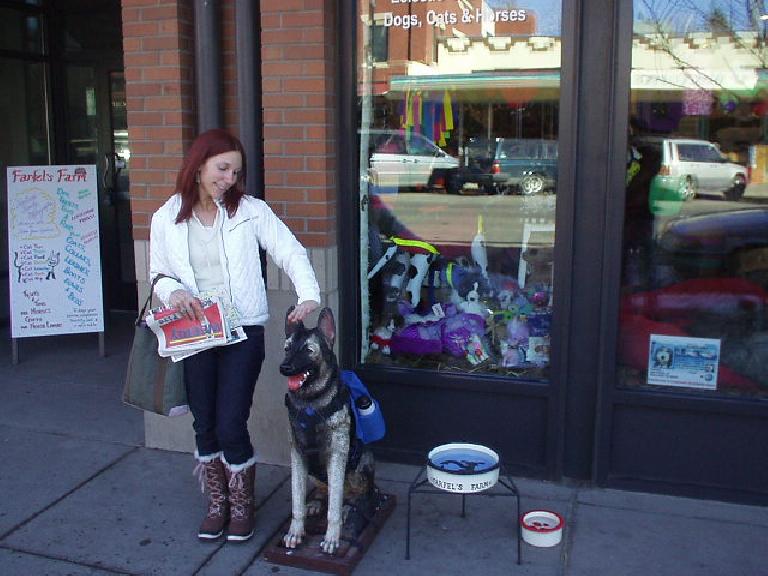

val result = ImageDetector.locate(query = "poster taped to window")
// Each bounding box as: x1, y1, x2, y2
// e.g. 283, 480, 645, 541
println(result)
647, 334, 720, 390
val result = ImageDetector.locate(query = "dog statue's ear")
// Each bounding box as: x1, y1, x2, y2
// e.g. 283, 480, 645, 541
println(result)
285, 306, 303, 336
317, 307, 335, 348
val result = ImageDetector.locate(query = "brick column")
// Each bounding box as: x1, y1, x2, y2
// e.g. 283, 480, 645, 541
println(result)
261, 0, 337, 248
121, 0, 195, 298
258, 0, 339, 464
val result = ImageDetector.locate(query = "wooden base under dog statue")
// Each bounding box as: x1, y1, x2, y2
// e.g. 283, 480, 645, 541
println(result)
264, 307, 395, 575
263, 488, 396, 575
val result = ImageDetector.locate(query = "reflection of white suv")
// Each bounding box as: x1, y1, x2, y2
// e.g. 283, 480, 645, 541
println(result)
365, 129, 459, 192
639, 138, 747, 201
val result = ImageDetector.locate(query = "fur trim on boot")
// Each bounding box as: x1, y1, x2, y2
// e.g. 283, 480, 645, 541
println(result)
193, 452, 229, 541
223, 461, 256, 542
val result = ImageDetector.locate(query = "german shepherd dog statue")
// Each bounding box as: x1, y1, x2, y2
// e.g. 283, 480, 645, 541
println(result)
279, 307, 376, 554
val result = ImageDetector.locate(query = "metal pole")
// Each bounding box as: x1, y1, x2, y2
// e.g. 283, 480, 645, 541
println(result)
487, 103, 492, 143
458, 104, 465, 167
235, 0, 263, 199
516, 490, 522, 564
98, 331, 106, 357
194, 0, 223, 132
359, 0, 376, 360
405, 487, 412, 559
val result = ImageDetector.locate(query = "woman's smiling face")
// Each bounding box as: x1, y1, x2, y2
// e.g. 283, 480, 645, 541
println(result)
198, 150, 242, 203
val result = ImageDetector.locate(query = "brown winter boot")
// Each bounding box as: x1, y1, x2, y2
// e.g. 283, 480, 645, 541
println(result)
195, 456, 229, 541
224, 463, 255, 542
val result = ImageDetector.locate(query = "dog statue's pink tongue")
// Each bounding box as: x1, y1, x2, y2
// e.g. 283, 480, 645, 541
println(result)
287, 375, 303, 391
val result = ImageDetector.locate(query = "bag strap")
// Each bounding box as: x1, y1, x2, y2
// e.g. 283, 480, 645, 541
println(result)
136, 273, 179, 326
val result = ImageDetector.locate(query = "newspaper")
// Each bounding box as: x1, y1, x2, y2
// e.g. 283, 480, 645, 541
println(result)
145, 293, 246, 362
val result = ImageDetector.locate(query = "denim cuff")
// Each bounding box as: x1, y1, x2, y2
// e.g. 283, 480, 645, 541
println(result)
222, 453, 257, 472
194, 449, 223, 463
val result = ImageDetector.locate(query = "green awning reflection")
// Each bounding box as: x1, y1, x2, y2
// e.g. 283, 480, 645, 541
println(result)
387, 71, 561, 103
389, 71, 560, 91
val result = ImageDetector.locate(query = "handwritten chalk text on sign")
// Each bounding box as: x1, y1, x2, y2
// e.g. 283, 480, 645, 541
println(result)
7, 165, 104, 338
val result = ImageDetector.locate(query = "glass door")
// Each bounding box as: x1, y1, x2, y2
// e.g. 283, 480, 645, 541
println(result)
106, 71, 136, 311
62, 65, 135, 311
594, 0, 768, 501
619, 1, 768, 400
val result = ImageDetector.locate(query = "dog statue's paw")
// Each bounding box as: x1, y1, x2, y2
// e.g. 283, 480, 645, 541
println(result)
283, 519, 305, 549
320, 522, 342, 554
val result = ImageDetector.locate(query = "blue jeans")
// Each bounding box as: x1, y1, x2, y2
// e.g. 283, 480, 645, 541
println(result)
184, 325, 265, 465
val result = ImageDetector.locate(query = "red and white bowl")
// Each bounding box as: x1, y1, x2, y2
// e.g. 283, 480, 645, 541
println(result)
520, 510, 565, 547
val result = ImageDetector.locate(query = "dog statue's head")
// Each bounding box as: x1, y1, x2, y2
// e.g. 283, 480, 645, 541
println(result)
280, 306, 336, 396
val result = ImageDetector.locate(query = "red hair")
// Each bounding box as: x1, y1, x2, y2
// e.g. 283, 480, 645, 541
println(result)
174, 128, 246, 223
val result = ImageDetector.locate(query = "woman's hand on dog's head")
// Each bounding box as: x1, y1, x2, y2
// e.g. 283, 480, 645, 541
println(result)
288, 300, 320, 324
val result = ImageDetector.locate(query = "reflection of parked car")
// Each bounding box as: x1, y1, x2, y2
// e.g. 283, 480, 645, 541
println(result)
659, 208, 768, 254
491, 138, 558, 195
455, 137, 497, 194
636, 138, 748, 201
658, 208, 768, 277
365, 129, 459, 192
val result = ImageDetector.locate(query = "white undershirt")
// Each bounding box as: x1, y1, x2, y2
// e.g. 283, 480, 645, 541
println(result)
188, 211, 227, 293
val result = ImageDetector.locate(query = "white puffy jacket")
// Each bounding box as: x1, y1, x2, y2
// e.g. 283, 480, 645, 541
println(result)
149, 194, 320, 326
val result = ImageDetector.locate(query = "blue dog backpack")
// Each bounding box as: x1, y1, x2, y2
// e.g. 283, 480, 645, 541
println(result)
341, 370, 386, 444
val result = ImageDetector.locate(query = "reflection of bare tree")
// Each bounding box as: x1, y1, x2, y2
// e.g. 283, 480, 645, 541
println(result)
637, 0, 766, 103
680, 0, 767, 65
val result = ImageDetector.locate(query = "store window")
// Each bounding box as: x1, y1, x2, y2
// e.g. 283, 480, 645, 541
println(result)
358, 1, 561, 380
371, 23, 388, 63
0, 59, 49, 166
620, 1, 768, 398
60, 2, 123, 55
65, 66, 99, 164
0, 7, 44, 54
0, 58, 49, 290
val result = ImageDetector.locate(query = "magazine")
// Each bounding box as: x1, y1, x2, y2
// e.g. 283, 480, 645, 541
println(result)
145, 294, 246, 361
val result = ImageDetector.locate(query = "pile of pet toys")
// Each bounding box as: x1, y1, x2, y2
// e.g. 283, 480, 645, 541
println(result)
367, 216, 552, 370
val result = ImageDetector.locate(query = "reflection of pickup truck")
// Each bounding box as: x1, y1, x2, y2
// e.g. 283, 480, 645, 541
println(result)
491, 138, 558, 195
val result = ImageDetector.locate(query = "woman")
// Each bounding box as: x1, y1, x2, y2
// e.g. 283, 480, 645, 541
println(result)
149, 129, 320, 542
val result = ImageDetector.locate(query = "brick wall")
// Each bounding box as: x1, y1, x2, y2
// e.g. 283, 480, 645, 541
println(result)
121, 0, 195, 242
123, 0, 336, 250
261, 0, 337, 248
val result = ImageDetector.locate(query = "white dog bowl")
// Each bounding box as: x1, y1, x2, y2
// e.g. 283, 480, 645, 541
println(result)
520, 510, 565, 547
426, 443, 500, 494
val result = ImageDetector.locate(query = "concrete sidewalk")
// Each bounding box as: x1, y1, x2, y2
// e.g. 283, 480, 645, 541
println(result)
1, 314, 766, 576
